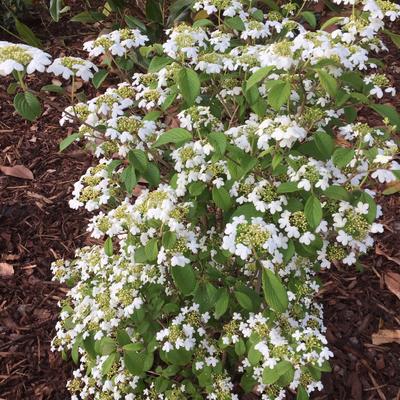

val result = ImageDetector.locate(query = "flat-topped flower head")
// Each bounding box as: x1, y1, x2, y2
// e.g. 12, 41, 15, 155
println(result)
47, 56, 98, 81
0, 41, 51, 76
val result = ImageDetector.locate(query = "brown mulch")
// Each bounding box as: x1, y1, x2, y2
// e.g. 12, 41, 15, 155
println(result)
0, 8, 400, 400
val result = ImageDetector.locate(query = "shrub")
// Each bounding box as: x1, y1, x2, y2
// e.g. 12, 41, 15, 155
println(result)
1, 0, 400, 398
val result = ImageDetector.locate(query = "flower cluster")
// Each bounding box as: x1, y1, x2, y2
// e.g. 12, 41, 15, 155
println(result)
2, 0, 399, 398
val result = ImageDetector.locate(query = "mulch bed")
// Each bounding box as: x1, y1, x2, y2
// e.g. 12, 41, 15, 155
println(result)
0, 8, 399, 400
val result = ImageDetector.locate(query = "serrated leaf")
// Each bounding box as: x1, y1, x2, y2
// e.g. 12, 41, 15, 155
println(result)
59, 132, 79, 151
304, 195, 322, 229
332, 147, 355, 168
262, 269, 288, 313
214, 289, 229, 319
177, 68, 200, 106
246, 66, 274, 92
104, 237, 113, 256
153, 128, 192, 147
148, 56, 174, 73
268, 81, 290, 111
92, 69, 108, 89
212, 186, 232, 211
317, 69, 337, 97
14, 92, 42, 121
171, 265, 197, 295
263, 360, 294, 384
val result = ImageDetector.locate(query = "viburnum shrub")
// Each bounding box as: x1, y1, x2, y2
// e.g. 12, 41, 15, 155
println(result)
1, 0, 400, 398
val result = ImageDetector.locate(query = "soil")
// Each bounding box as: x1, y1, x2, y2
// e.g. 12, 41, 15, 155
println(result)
0, 6, 399, 400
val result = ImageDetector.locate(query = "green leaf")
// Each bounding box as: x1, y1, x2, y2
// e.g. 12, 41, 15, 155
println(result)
212, 187, 232, 211
146, 0, 163, 23
148, 56, 174, 73
121, 164, 137, 193
208, 132, 227, 155
59, 132, 79, 151
177, 68, 200, 106
95, 337, 116, 355
102, 352, 119, 375
301, 11, 316, 28
214, 289, 229, 319
171, 265, 197, 295
104, 237, 113, 256
49, 0, 62, 22
145, 238, 158, 261
268, 81, 291, 111
125, 15, 147, 31
314, 132, 334, 159
70, 11, 105, 23
14, 92, 42, 121
41, 84, 64, 94
384, 29, 400, 49
234, 339, 246, 356
129, 149, 148, 172
323, 185, 351, 201
14, 18, 42, 47
332, 147, 355, 168
321, 16, 343, 31
304, 195, 322, 229
92, 70, 108, 89
143, 163, 161, 187
297, 386, 310, 400
277, 182, 299, 194
153, 128, 192, 147
189, 181, 206, 196
317, 69, 337, 97
262, 269, 288, 313
234, 291, 254, 311
245, 66, 274, 92
224, 16, 245, 31
263, 360, 294, 384
124, 349, 154, 375
370, 104, 400, 131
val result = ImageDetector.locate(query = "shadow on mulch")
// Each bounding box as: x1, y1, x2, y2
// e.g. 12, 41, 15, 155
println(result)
0, 7, 400, 400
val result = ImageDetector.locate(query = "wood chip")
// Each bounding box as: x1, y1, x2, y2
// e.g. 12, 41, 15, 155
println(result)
372, 329, 400, 345
0, 165, 34, 180
0, 262, 14, 278
384, 271, 400, 300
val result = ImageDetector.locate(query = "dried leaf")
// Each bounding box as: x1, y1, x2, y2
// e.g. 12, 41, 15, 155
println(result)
372, 329, 400, 345
0, 262, 14, 277
384, 272, 400, 300
375, 245, 400, 266
0, 165, 34, 180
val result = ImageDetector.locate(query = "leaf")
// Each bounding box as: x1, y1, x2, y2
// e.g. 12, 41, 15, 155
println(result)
214, 289, 229, 319
104, 237, 113, 256
177, 68, 200, 106
143, 163, 161, 187
304, 195, 322, 229
14, 18, 42, 47
125, 15, 147, 31
332, 147, 355, 168
0, 165, 34, 180
171, 265, 197, 295
92, 70, 108, 89
212, 187, 232, 211
208, 132, 227, 155
317, 69, 337, 97
102, 353, 119, 375
70, 11, 105, 23
41, 84, 65, 94
321, 16, 343, 31
0, 262, 14, 278
370, 104, 400, 131
323, 185, 351, 201
301, 11, 316, 28
153, 128, 192, 147
224, 16, 245, 31
372, 329, 400, 345
384, 29, 400, 49
49, 0, 62, 22
277, 182, 299, 194
124, 349, 154, 375
384, 272, 400, 300
14, 92, 42, 121
128, 149, 148, 172
146, 0, 163, 23
297, 386, 310, 400
121, 164, 137, 193
148, 56, 174, 73
59, 133, 79, 151
262, 269, 288, 313
314, 132, 334, 160
268, 81, 290, 111
145, 238, 158, 261
245, 66, 274, 92
262, 360, 293, 384
234, 291, 254, 311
